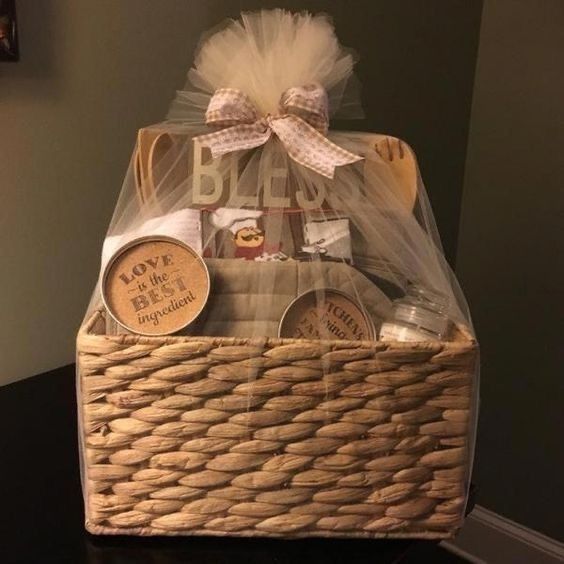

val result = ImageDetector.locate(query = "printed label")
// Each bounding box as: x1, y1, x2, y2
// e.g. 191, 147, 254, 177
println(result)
379, 323, 437, 342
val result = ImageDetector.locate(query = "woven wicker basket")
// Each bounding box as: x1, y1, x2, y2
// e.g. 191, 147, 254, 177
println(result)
77, 310, 477, 539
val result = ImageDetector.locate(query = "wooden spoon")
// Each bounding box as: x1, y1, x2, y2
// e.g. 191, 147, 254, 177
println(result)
374, 136, 418, 211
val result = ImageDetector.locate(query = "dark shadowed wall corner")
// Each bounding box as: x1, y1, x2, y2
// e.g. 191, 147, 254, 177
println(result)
456, 0, 564, 542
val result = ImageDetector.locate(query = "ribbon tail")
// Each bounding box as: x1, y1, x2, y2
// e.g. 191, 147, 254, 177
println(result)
269, 115, 363, 179
194, 123, 272, 159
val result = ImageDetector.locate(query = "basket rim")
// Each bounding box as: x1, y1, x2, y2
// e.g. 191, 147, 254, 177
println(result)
78, 309, 477, 350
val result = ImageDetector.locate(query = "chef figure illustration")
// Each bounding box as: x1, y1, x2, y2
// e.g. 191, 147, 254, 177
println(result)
211, 208, 284, 260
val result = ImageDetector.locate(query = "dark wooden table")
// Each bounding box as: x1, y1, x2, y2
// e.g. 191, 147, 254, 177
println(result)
0, 365, 469, 563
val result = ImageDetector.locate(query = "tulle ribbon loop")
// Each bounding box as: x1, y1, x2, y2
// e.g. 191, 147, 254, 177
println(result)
194, 84, 362, 179
279, 83, 329, 135
204, 88, 259, 127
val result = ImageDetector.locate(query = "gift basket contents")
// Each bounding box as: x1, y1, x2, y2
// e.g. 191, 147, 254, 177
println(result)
77, 10, 478, 539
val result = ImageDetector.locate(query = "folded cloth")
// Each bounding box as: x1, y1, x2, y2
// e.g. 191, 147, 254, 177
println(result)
184, 258, 392, 338
101, 208, 202, 272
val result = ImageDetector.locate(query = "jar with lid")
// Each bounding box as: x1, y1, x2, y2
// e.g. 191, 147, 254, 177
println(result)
379, 284, 451, 342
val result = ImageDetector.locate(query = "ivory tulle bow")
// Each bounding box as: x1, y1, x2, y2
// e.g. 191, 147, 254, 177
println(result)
194, 84, 363, 179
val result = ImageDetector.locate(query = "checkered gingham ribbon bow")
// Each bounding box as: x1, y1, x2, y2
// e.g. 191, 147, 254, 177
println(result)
194, 84, 363, 179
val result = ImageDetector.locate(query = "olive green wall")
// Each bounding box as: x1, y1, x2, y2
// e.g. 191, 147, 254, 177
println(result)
456, 0, 564, 540
1, 1, 196, 384
0, 0, 481, 385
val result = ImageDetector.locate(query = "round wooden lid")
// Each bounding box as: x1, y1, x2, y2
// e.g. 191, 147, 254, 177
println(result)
102, 236, 210, 336
279, 288, 375, 341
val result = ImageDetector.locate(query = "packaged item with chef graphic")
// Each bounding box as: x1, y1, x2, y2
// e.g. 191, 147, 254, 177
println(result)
206, 207, 286, 261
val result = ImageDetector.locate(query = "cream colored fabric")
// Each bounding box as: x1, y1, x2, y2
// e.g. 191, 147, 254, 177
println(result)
185, 258, 392, 338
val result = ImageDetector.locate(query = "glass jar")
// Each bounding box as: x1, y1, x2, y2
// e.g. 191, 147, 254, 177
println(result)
379, 284, 450, 342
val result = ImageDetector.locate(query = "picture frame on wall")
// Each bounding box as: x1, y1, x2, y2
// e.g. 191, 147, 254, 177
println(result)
0, 0, 18, 62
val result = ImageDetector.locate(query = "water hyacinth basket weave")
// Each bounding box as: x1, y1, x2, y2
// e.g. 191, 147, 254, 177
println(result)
77, 310, 477, 538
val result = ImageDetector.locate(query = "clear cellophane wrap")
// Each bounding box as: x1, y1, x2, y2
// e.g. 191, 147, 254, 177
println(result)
78, 10, 478, 538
